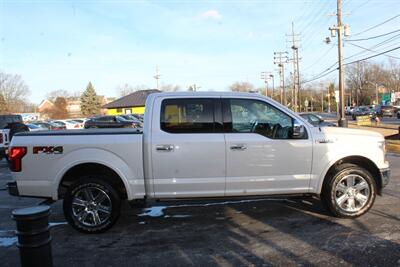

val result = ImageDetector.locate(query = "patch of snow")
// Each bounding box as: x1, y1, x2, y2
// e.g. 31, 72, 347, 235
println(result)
49, 222, 68, 227
138, 198, 293, 218
138, 206, 167, 217
0, 237, 17, 247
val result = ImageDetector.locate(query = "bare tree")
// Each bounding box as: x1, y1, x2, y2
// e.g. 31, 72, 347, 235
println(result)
229, 81, 255, 92
161, 84, 181, 92
117, 84, 148, 97
0, 93, 7, 114
0, 71, 30, 113
46, 89, 71, 102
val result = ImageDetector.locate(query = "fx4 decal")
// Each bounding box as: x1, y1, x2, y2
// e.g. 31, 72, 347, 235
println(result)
33, 146, 63, 154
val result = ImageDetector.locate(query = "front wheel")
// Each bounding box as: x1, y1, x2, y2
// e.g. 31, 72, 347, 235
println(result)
321, 163, 376, 218
63, 177, 121, 233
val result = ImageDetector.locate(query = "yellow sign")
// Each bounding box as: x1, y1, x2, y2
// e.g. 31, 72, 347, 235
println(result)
356, 115, 372, 126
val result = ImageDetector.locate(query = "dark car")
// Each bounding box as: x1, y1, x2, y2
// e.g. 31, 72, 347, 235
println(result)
299, 113, 336, 127
0, 114, 23, 129
0, 115, 24, 159
84, 115, 139, 129
374, 105, 395, 117
351, 106, 375, 120
118, 114, 143, 128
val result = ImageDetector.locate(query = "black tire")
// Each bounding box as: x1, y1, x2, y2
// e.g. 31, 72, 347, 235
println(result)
321, 163, 376, 218
63, 177, 121, 234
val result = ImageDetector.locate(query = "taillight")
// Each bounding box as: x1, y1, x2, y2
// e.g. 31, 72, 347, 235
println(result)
8, 147, 27, 172
74, 124, 79, 128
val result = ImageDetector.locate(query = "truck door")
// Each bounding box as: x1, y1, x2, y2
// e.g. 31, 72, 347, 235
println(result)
223, 97, 313, 196
151, 97, 226, 198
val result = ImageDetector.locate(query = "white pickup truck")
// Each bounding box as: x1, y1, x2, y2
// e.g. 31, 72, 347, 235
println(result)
7, 92, 390, 233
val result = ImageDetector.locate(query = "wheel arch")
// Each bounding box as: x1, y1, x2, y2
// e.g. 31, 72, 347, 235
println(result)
319, 155, 382, 195
57, 162, 130, 200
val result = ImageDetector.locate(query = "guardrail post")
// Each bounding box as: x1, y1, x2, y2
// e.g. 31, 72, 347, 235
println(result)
12, 206, 53, 267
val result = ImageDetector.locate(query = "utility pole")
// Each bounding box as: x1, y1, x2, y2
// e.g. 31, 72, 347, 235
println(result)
261, 71, 271, 97
153, 66, 161, 90
287, 22, 301, 112
328, 84, 331, 113
320, 83, 324, 112
329, 0, 349, 127
274, 51, 289, 105
269, 74, 275, 99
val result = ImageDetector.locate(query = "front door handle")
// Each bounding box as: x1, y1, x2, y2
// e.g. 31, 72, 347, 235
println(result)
156, 144, 174, 151
230, 144, 247, 151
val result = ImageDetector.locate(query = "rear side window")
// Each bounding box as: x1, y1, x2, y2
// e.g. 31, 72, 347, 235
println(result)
161, 98, 215, 133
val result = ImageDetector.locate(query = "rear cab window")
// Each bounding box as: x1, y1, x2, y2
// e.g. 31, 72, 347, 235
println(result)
160, 98, 217, 133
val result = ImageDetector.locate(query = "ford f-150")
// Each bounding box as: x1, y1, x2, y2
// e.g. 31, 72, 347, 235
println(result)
7, 92, 390, 233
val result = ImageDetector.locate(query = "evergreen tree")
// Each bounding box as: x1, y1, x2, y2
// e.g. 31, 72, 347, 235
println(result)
80, 82, 100, 116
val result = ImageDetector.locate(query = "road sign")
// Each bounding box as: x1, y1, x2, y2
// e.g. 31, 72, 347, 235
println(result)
335, 90, 339, 103
356, 115, 371, 126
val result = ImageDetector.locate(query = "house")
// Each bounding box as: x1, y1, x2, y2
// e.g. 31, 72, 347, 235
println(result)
38, 96, 115, 119
102, 89, 161, 115
37, 99, 54, 114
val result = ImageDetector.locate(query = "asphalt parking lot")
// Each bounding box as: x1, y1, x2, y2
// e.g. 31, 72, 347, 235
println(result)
0, 156, 399, 267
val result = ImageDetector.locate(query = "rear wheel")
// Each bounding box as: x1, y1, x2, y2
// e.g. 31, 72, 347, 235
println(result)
63, 177, 121, 233
321, 163, 376, 218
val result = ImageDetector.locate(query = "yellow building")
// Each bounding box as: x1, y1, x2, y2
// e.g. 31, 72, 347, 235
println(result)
103, 89, 161, 115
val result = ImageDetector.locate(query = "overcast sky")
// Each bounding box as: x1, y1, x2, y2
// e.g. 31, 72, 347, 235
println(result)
1, 0, 399, 103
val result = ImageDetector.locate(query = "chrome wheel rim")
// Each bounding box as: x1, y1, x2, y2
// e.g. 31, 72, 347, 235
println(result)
72, 187, 112, 227
335, 174, 370, 213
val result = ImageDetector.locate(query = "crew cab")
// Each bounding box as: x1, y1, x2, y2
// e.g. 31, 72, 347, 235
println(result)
7, 92, 390, 233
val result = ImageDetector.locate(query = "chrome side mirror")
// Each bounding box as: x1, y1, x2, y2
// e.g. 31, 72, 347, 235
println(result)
293, 119, 305, 139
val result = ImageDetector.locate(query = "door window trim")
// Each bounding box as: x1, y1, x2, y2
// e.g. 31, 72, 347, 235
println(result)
222, 98, 308, 139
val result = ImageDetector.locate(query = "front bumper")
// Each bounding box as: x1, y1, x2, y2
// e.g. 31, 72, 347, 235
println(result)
7, 181, 19, 196
380, 168, 390, 188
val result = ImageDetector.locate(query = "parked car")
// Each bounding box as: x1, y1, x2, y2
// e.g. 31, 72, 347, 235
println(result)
84, 115, 140, 129
26, 123, 47, 132
31, 121, 66, 131
118, 114, 143, 128
299, 113, 336, 127
397, 110, 400, 119
351, 106, 375, 120
374, 105, 395, 117
7, 92, 390, 233
70, 119, 85, 128
345, 106, 354, 115
0, 115, 24, 160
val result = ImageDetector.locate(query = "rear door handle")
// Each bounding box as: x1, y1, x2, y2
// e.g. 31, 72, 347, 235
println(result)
156, 144, 174, 151
230, 144, 247, 151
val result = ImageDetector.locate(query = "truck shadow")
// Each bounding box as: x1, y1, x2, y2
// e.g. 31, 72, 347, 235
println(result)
49, 196, 400, 267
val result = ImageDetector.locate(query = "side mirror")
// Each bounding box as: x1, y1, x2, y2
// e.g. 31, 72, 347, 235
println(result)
293, 119, 306, 139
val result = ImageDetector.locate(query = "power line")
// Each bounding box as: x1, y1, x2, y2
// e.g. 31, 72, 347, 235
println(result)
348, 0, 371, 14
344, 46, 400, 65
352, 14, 400, 37
347, 42, 400, 59
301, 68, 337, 84
346, 29, 400, 41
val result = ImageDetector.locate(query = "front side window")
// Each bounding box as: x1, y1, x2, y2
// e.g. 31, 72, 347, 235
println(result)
161, 98, 215, 133
227, 99, 293, 139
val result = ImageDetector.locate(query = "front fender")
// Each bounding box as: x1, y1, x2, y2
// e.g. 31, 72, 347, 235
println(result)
311, 145, 383, 194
